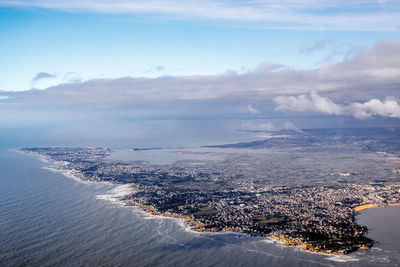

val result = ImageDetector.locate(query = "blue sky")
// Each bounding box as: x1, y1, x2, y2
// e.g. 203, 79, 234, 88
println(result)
0, 1, 399, 92
1, 0, 400, 131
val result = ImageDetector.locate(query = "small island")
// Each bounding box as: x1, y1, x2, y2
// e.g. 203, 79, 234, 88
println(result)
18, 147, 400, 255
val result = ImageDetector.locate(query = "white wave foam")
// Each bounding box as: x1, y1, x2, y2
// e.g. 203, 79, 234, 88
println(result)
262, 237, 277, 244
96, 184, 133, 206
141, 213, 169, 220
176, 218, 202, 234
131, 207, 205, 235
15, 149, 51, 163
372, 256, 390, 264
262, 236, 361, 262
262, 236, 289, 249
42, 166, 92, 184
38, 155, 51, 163
325, 255, 359, 262
16, 150, 86, 184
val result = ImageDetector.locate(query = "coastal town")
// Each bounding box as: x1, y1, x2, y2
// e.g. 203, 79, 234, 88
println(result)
18, 146, 400, 255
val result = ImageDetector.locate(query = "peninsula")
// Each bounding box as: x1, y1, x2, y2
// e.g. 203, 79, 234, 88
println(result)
17, 146, 400, 255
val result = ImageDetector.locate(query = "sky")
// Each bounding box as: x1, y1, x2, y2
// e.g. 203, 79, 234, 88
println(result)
1, 0, 400, 139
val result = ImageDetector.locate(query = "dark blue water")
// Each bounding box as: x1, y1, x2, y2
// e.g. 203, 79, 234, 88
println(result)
1, 149, 400, 266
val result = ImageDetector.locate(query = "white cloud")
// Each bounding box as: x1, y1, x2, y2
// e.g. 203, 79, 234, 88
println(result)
23, 39, 400, 104
1, 39, 400, 123
30, 71, 83, 90
350, 98, 400, 118
273, 92, 400, 119
1, 0, 400, 31
282, 121, 302, 132
0, 95, 9, 100
273, 91, 344, 115
241, 121, 277, 132
238, 121, 302, 132
246, 105, 260, 114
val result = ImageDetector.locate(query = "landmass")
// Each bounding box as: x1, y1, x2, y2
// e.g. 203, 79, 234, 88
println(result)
16, 126, 400, 255
17, 145, 400, 254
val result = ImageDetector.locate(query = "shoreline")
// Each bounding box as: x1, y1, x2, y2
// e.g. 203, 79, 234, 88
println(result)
124, 199, 212, 232
124, 198, 366, 255
354, 203, 400, 212
268, 234, 351, 255
12, 148, 379, 256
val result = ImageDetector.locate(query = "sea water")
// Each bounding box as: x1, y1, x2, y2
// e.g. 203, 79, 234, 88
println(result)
1, 122, 400, 267
1, 149, 400, 266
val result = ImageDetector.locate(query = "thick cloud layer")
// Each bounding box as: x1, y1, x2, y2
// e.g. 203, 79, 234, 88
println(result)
274, 92, 400, 119
274, 91, 343, 116
1, 39, 400, 121
350, 99, 400, 119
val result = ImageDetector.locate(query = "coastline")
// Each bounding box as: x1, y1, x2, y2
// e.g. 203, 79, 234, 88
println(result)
268, 234, 350, 255
124, 199, 210, 232
123, 198, 362, 257
123, 197, 366, 255
354, 203, 400, 212
13, 148, 377, 256
14, 148, 52, 163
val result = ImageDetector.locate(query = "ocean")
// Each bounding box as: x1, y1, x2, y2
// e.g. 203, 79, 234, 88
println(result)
1, 122, 400, 266
1, 148, 400, 267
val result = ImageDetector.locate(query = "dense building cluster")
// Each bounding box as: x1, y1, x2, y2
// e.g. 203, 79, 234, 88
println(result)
19, 146, 400, 254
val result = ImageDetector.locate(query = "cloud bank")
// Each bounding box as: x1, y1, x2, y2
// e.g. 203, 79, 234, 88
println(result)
1, 0, 400, 31
273, 91, 344, 116
350, 98, 400, 118
274, 91, 400, 119
1, 39, 400, 122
